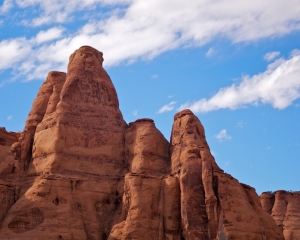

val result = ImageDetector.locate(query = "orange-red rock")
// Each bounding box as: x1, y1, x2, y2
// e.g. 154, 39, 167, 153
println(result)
170, 109, 284, 239
0, 128, 20, 226
0, 46, 289, 240
0, 127, 19, 169
260, 191, 300, 240
109, 119, 180, 240
0, 46, 127, 239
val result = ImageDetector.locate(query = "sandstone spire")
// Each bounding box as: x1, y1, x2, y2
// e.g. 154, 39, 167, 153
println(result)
0, 46, 290, 239
0, 46, 127, 239
109, 118, 175, 239
170, 109, 284, 239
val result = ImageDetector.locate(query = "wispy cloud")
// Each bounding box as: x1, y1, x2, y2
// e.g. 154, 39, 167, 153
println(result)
1, 0, 300, 82
132, 110, 138, 116
157, 101, 176, 114
35, 27, 65, 44
0, 0, 13, 14
264, 51, 280, 62
14, 0, 129, 26
214, 129, 231, 141
7, 115, 12, 120
180, 50, 300, 112
290, 49, 300, 57
151, 74, 158, 79
206, 47, 215, 57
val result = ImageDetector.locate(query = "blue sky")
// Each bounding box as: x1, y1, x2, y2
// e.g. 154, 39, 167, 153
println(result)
0, 0, 299, 194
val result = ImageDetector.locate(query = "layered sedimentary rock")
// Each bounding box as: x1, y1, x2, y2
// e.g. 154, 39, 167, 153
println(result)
0, 128, 19, 164
260, 191, 300, 240
0, 46, 289, 239
170, 110, 284, 240
0, 128, 20, 226
0, 46, 127, 239
109, 118, 181, 240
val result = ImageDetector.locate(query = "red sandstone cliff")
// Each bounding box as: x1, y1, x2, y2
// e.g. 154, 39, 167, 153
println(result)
0, 46, 288, 239
169, 110, 283, 240
260, 191, 300, 240
0, 46, 127, 239
0, 128, 19, 165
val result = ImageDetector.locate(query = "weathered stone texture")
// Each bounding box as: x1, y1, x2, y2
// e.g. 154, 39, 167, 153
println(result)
0, 46, 127, 240
261, 191, 300, 240
0, 46, 291, 240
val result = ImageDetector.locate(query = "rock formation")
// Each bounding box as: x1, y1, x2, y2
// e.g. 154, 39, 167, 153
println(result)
0, 128, 20, 226
169, 110, 284, 240
260, 191, 300, 240
0, 127, 19, 164
0, 46, 289, 239
0, 46, 127, 239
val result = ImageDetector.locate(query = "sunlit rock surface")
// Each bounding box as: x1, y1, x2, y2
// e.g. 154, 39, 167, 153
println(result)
0, 46, 288, 239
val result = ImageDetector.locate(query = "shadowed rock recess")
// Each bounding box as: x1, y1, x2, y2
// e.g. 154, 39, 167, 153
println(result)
0, 46, 291, 239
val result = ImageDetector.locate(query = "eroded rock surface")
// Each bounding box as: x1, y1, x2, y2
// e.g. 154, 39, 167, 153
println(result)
260, 191, 300, 240
0, 128, 19, 165
170, 109, 284, 240
109, 119, 179, 239
0, 46, 289, 240
0, 128, 20, 227
0, 46, 127, 240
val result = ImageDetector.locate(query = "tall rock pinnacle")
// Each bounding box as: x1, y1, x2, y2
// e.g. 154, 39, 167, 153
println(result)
0, 46, 127, 240
0, 46, 291, 239
170, 109, 222, 239
170, 109, 284, 239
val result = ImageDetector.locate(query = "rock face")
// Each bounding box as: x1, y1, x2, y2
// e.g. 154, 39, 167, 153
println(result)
0, 128, 20, 226
0, 46, 127, 240
109, 118, 177, 239
0, 46, 287, 239
0, 127, 19, 164
169, 110, 284, 240
260, 191, 300, 240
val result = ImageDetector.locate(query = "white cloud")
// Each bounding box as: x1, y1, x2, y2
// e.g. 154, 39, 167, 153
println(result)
180, 50, 300, 112
15, 0, 129, 26
214, 129, 231, 141
264, 51, 280, 61
35, 27, 65, 44
151, 74, 158, 79
290, 49, 300, 57
206, 47, 215, 57
1, 0, 300, 81
157, 101, 176, 114
0, 0, 13, 14
133, 110, 137, 116
7, 115, 12, 120
0, 38, 32, 70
